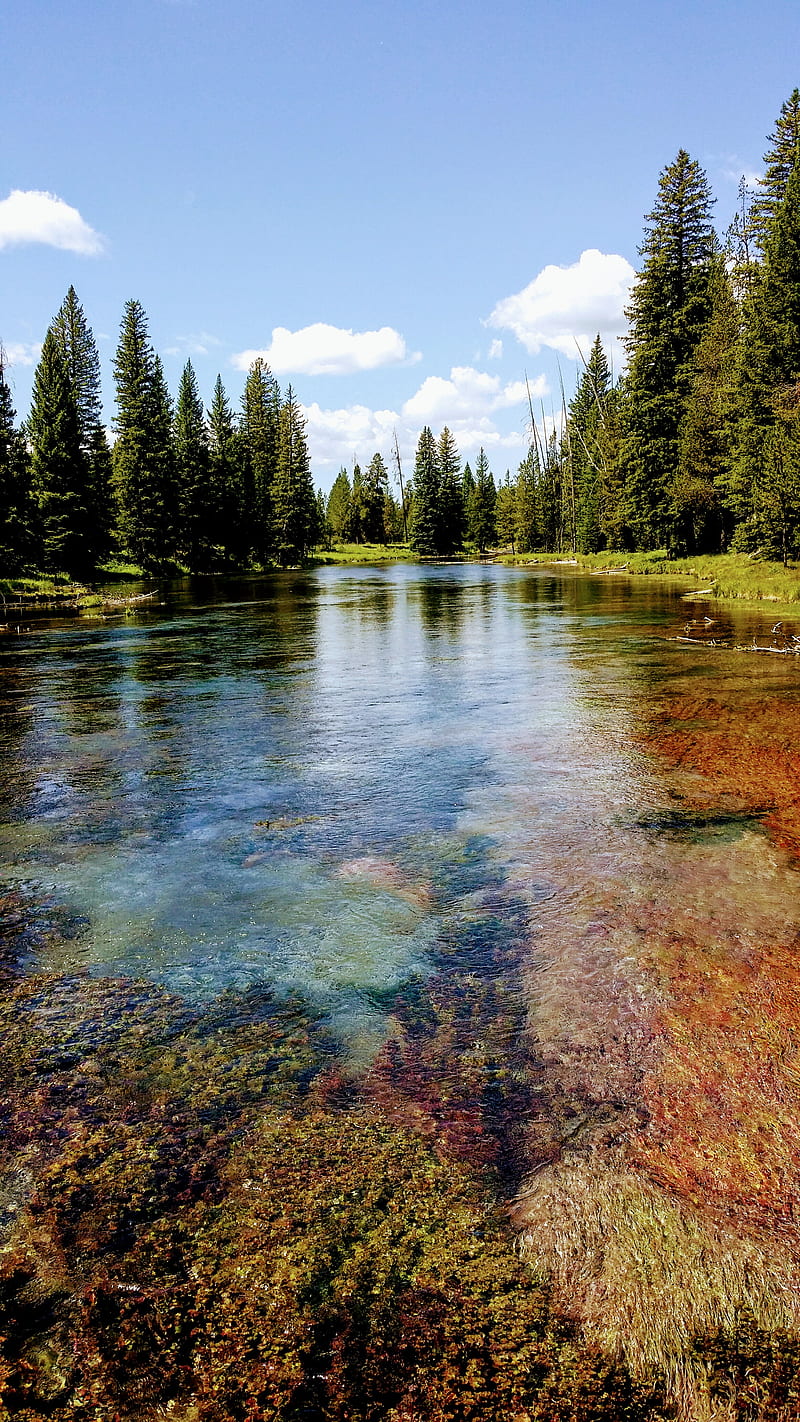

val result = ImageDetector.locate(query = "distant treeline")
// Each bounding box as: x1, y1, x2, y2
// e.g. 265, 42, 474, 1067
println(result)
3, 87, 800, 575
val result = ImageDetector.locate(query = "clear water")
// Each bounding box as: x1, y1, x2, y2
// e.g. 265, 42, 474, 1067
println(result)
0, 562, 795, 1065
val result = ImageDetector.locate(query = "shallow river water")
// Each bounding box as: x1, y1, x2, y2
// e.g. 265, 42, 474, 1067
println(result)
2, 563, 800, 1420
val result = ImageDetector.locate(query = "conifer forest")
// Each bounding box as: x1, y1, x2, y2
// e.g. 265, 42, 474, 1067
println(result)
3, 89, 800, 577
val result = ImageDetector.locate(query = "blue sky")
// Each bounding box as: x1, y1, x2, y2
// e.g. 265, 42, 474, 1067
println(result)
3, 0, 800, 487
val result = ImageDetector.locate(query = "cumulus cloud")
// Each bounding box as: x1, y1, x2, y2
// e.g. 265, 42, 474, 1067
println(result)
3, 341, 42, 367
301, 365, 546, 473
0, 189, 104, 255
488, 248, 635, 361
402, 365, 540, 425
488, 338, 503, 360
231, 322, 419, 376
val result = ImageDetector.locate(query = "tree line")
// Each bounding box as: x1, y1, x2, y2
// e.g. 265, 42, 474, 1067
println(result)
338, 87, 800, 564
3, 86, 800, 575
0, 295, 321, 576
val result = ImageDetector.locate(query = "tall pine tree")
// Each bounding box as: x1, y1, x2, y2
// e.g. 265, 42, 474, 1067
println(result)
409, 427, 440, 555
622, 150, 716, 550
241, 359, 280, 564
437, 427, 464, 555
52, 286, 113, 564
752, 89, 800, 253
113, 299, 177, 571
28, 330, 87, 573
175, 360, 212, 570
0, 354, 33, 574
273, 386, 319, 562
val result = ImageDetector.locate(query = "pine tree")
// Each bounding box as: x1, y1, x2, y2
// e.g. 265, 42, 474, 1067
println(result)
569, 336, 613, 552
494, 473, 517, 552
437, 427, 464, 555
676, 253, 739, 552
514, 450, 540, 553
461, 461, 475, 539
175, 360, 212, 570
28, 329, 87, 573
51, 286, 113, 563
327, 469, 352, 542
0, 354, 33, 574
113, 299, 177, 571
208, 374, 246, 564
468, 448, 497, 553
362, 453, 389, 542
622, 150, 716, 549
273, 386, 318, 562
752, 89, 800, 252
731, 158, 800, 554
241, 358, 280, 563
410, 427, 440, 555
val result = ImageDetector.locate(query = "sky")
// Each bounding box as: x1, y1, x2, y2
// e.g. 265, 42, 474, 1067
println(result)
3, 0, 800, 489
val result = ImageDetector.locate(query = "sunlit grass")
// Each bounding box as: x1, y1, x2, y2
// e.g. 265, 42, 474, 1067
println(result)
502, 549, 800, 606
310, 541, 418, 564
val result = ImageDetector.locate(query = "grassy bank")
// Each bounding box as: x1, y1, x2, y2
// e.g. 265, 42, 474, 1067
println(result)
309, 541, 419, 565
499, 549, 800, 606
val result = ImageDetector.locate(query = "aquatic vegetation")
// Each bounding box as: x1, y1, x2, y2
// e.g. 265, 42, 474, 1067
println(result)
0, 927, 671, 1421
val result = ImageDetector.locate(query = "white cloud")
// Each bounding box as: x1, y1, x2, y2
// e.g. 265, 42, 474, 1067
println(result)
488, 248, 635, 361
231, 322, 419, 376
301, 365, 546, 475
488, 338, 503, 360
3, 341, 42, 367
0, 189, 104, 255
402, 365, 539, 425
164, 331, 222, 358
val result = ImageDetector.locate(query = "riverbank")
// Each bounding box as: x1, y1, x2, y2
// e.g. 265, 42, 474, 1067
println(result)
499, 549, 800, 608
5, 547, 800, 616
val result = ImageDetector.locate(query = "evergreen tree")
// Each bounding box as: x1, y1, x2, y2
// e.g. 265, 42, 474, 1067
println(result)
461, 461, 475, 539
468, 448, 497, 553
382, 488, 404, 543
731, 159, 800, 554
569, 336, 613, 552
537, 431, 566, 551
409, 427, 440, 555
315, 488, 332, 549
51, 286, 113, 563
362, 452, 389, 542
241, 358, 280, 563
676, 253, 739, 552
347, 462, 367, 541
273, 386, 319, 562
0, 354, 33, 574
437, 427, 464, 555
113, 299, 177, 571
327, 469, 351, 542
175, 360, 212, 570
208, 374, 247, 564
622, 150, 716, 549
494, 473, 517, 552
28, 329, 87, 573
752, 88, 800, 252
514, 450, 540, 553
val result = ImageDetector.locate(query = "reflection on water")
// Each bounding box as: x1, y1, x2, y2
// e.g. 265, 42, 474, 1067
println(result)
4, 564, 800, 1416
0, 566, 617, 1042
0, 564, 796, 1054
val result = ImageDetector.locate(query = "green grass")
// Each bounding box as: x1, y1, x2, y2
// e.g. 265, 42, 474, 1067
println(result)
309, 541, 419, 564
500, 548, 800, 607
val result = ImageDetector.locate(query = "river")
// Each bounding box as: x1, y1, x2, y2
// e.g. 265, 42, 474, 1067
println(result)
1, 562, 799, 1421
